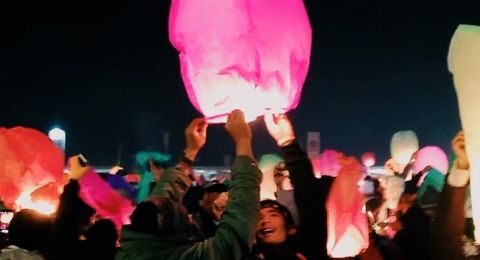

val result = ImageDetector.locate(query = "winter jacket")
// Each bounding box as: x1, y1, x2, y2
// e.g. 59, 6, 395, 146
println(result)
116, 155, 262, 260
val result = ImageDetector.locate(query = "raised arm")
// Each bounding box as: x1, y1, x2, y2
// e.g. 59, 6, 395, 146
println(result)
429, 131, 470, 260
199, 110, 262, 259
150, 118, 208, 203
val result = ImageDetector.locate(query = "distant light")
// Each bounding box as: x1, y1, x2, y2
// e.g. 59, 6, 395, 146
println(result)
48, 128, 66, 151
361, 152, 376, 168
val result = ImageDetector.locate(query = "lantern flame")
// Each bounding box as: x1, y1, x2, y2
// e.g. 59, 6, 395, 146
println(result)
15, 191, 55, 215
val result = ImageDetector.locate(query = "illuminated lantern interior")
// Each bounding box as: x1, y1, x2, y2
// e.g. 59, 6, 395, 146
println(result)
390, 130, 419, 165
311, 150, 342, 178
361, 151, 376, 168
258, 154, 283, 200
169, 0, 312, 122
0, 127, 64, 211
326, 157, 369, 257
448, 24, 480, 242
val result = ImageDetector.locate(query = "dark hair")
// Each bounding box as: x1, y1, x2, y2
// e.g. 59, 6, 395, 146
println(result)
85, 219, 118, 246
130, 197, 195, 236
260, 199, 295, 227
8, 209, 53, 252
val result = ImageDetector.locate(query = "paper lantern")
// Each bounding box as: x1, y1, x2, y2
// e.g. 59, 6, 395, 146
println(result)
311, 150, 342, 178
258, 154, 283, 200
361, 151, 376, 168
326, 157, 369, 257
79, 169, 134, 231
414, 146, 448, 175
448, 24, 480, 241
0, 127, 64, 210
390, 130, 419, 165
169, 0, 312, 122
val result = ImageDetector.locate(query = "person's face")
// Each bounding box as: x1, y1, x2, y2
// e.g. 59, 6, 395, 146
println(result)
256, 207, 288, 245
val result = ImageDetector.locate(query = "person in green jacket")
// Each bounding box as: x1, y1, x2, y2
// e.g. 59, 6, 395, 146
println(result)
116, 110, 262, 260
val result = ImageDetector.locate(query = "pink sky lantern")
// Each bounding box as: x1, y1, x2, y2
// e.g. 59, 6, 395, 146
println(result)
414, 146, 448, 175
326, 156, 369, 257
0, 127, 64, 211
311, 150, 342, 178
361, 151, 376, 167
169, 0, 312, 122
79, 169, 134, 231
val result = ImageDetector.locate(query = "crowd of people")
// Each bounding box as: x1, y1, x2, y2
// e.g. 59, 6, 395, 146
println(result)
0, 110, 476, 260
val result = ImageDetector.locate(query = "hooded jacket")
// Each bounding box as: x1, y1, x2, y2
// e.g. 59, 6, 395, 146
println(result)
116, 156, 262, 260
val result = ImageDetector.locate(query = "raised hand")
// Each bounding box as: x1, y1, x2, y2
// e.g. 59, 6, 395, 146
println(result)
264, 110, 296, 147
184, 118, 209, 160
452, 131, 469, 170
225, 110, 253, 158
68, 155, 90, 180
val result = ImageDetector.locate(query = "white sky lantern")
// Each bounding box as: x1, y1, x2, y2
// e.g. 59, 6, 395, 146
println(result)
390, 130, 419, 166
48, 127, 66, 151
169, 0, 312, 123
448, 24, 480, 242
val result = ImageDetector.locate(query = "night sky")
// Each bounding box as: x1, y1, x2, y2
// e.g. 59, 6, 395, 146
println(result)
2, 0, 480, 168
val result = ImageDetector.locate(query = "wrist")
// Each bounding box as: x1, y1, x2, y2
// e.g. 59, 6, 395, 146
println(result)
277, 137, 295, 147
457, 158, 469, 170
183, 148, 199, 161
235, 141, 253, 158
179, 150, 196, 167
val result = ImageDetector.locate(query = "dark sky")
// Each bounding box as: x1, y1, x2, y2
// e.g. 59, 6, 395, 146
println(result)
1, 0, 480, 168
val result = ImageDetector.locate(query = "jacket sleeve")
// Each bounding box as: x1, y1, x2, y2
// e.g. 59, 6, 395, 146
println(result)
149, 162, 194, 204
429, 179, 468, 260
183, 156, 262, 260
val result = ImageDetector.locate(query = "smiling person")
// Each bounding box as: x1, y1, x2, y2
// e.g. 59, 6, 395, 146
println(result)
250, 199, 305, 260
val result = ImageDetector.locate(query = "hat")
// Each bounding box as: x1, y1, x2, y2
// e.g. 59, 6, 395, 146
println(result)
260, 199, 295, 227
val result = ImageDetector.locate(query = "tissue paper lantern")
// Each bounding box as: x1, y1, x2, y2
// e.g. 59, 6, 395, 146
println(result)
0, 127, 64, 210
390, 130, 419, 165
258, 154, 283, 200
361, 152, 376, 168
413, 146, 448, 175
326, 157, 369, 258
79, 169, 134, 231
169, 0, 312, 122
311, 150, 342, 178
448, 24, 480, 241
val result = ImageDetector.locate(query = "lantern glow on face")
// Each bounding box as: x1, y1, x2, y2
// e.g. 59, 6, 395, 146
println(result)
169, 0, 312, 122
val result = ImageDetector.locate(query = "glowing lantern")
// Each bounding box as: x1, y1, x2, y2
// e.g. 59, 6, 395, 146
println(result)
169, 0, 312, 122
0, 127, 64, 210
390, 130, 419, 166
361, 152, 376, 168
448, 24, 480, 241
413, 146, 448, 187
326, 157, 369, 257
258, 154, 283, 200
311, 150, 342, 178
